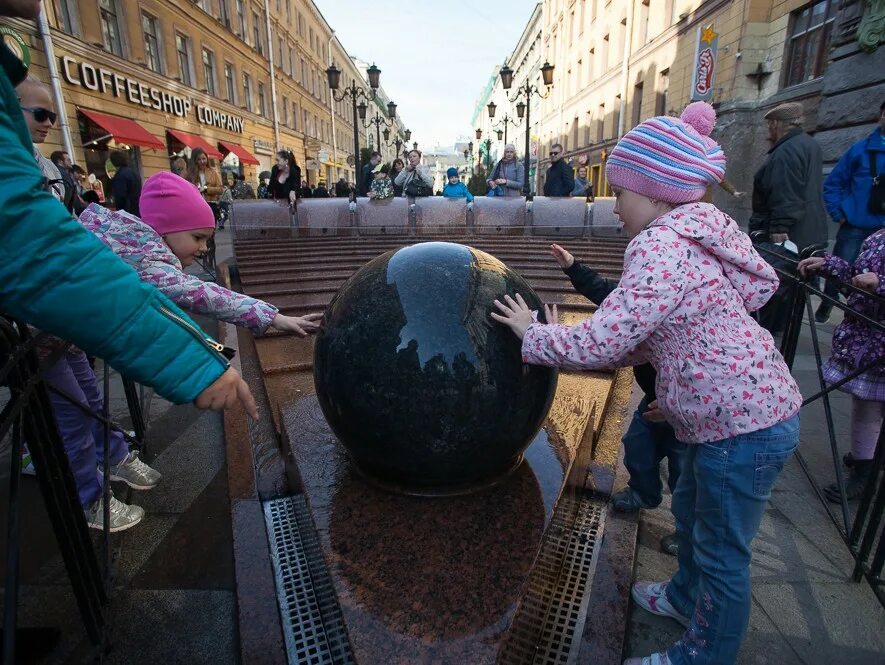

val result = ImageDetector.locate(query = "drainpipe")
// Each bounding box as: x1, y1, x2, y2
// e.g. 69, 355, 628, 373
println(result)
328, 32, 338, 181
37, 8, 74, 158
617, 0, 635, 138
263, 0, 281, 150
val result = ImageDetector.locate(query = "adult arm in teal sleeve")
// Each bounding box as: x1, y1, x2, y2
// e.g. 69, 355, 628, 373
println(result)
0, 68, 228, 404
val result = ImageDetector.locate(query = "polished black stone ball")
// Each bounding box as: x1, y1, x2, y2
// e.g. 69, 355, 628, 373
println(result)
313, 241, 558, 495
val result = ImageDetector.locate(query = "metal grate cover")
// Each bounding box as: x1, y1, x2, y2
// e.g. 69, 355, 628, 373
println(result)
499, 495, 606, 665
264, 495, 355, 665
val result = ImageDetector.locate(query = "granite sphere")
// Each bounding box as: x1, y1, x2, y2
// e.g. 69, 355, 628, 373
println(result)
313, 241, 558, 494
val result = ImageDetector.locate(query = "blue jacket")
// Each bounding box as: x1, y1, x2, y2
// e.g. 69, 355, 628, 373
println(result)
823, 128, 885, 230
0, 43, 228, 403
442, 181, 473, 202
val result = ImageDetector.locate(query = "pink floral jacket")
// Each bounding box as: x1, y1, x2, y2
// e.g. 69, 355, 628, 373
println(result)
79, 204, 277, 335
522, 202, 802, 443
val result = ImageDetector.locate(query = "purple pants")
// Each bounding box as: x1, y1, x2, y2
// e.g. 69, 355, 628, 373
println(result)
43, 350, 128, 507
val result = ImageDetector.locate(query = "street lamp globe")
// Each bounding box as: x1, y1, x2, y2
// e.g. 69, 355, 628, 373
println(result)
366, 63, 381, 89
499, 64, 514, 90
487, 101, 497, 118
326, 64, 341, 90
516, 101, 526, 119
387, 101, 397, 118
356, 101, 367, 120
541, 61, 555, 87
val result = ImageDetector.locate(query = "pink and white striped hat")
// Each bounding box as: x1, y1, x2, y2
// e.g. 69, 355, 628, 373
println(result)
605, 102, 726, 204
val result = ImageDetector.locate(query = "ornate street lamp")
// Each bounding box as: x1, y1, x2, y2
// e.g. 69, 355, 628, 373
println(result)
404, 129, 411, 141
476, 129, 492, 173
366, 102, 395, 159
487, 101, 497, 119
386, 100, 397, 118
327, 62, 382, 194
499, 59, 555, 197
496, 129, 503, 141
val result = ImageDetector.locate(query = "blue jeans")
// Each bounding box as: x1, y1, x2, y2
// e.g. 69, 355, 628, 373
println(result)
664, 414, 800, 665
823, 224, 877, 301
624, 397, 687, 507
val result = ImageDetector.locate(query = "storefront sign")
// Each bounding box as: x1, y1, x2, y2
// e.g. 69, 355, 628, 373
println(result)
690, 25, 719, 102
0, 24, 30, 68
253, 138, 274, 155
60, 55, 244, 132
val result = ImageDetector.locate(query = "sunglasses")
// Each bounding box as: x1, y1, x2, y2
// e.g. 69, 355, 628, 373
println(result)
22, 106, 57, 124
550, 151, 560, 156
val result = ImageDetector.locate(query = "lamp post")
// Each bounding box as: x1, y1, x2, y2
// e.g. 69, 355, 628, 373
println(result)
383, 127, 410, 162
327, 62, 381, 194
475, 128, 492, 173
499, 61, 554, 197
366, 100, 397, 160
463, 141, 474, 175
486, 100, 521, 146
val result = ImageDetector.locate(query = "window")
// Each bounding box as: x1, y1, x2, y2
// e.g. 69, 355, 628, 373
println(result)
292, 101, 298, 130
258, 82, 266, 117
282, 95, 288, 125
303, 109, 309, 136
784, 0, 837, 87
658, 69, 669, 115
202, 48, 216, 96
597, 103, 605, 142
279, 36, 285, 71
301, 58, 307, 87
572, 116, 579, 150
613, 95, 621, 138
224, 62, 236, 103
286, 0, 291, 23
236, 0, 246, 36
176, 34, 192, 85
252, 11, 262, 53
218, 0, 230, 27
584, 110, 592, 144
633, 82, 644, 127
601, 34, 609, 73
54, 0, 78, 34
142, 13, 163, 73
242, 72, 252, 111
638, 0, 650, 45
99, 0, 123, 56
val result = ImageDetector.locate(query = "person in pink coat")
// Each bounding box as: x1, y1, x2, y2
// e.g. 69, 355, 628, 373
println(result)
492, 103, 802, 665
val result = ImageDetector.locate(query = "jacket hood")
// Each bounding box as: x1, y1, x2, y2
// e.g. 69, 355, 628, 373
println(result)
866, 128, 885, 152
650, 202, 779, 310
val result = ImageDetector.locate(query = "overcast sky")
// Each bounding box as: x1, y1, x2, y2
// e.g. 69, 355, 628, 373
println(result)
314, 0, 540, 151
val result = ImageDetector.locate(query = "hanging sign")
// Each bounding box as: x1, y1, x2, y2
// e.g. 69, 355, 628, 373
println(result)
690, 25, 719, 101
0, 24, 30, 69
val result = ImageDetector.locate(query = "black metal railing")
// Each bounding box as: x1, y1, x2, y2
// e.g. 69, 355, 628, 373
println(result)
0, 316, 148, 662
752, 234, 885, 607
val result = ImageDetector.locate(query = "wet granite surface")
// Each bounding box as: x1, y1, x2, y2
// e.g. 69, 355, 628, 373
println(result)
313, 241, 558, 494
283, 396, 573, 664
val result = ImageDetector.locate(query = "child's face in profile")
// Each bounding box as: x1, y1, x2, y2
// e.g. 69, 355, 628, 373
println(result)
163, 228, 215, 267
448, 176, 459, 185
612, 187, 667, 237
374, 171, 385, 180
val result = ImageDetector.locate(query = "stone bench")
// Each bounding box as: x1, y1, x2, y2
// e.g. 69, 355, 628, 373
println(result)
293, 198, 353, 237
588, 198, 624, 238
529, 197, 590, 237
231, 200, 293, 239
472, 197, 528, 236
354, 197, 411, 235
414, 197, 468, 236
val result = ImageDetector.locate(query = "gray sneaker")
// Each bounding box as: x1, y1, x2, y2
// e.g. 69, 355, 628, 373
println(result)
84, 495, 144, 532
109, 451, 161, 490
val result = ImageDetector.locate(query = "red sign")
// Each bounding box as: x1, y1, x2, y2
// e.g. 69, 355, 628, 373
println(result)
694, 48, 715, 96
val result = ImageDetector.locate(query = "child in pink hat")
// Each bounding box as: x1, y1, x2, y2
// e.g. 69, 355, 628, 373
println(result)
492, 103, 802, 665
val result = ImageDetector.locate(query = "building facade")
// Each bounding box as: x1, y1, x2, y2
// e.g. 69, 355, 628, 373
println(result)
2, 0, 398, 199
471, 0, 875, 223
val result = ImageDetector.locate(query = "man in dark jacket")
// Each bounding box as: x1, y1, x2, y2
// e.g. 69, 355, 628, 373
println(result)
552, 243, 684, 556
50, 150, 77, 213
109, 150, 141, 216
334, 177, 350, 197
749, 102, 828, 336
359, 151, 381, 197
543, 143, 575, 196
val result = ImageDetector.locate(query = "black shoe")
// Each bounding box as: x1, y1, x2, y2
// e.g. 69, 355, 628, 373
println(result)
824, 460, 874, 503
815, 303, 832, 324
660, 532, 679, 557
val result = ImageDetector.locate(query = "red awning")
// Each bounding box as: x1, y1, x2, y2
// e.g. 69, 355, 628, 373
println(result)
78, 108, 165, 150
166, 129, 223, 160
218, 140, 260, 165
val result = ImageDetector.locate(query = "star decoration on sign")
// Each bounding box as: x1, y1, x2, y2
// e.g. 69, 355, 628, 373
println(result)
701, 25, 717, 44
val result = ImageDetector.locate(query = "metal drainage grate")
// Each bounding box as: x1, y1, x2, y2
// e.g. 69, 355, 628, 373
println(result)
264, 495, 355, 665
498, 495, 606, 665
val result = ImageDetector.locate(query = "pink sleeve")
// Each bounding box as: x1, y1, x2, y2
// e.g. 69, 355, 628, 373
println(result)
522, 233, 684, 370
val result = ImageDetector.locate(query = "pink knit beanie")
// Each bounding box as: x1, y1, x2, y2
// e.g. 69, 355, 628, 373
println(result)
139, 172, 215, 235
605, 102, 726, 204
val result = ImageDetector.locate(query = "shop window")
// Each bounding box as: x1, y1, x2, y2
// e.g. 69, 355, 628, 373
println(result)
202, 48, 217, 96
142, 13, 163, 74
224, 62, 236, 104
99, 0, 123, 57
176, 33, 193, 86
784, 0, 837, 88
242, 72, 253, 112
54, 0, 79, 35
235, 0, 246, 37
258, 82, 266, 117
252, 11, 262, 54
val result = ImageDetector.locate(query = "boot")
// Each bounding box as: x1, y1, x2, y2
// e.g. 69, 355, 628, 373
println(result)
824, 460, 874, 503
815, 302, 833, 324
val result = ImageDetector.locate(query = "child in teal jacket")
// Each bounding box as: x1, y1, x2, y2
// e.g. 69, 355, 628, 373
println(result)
442, 167, 473, 202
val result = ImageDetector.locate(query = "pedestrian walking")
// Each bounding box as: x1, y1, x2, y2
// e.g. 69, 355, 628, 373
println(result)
334, 177, 350, 198
799, 229, 884, 501
486, 144, 524, 197
817, 100, 885, 322
543, 143, 575, 196
314, 181, 330, 198
186, 146, 222, 205
492, 103, 801, 665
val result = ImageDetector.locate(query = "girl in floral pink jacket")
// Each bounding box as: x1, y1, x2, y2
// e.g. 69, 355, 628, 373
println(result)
80, 172, 321, 337
493, 104, 802, 665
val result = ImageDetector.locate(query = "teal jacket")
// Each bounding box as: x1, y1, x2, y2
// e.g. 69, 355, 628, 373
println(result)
442, 181, 474, 202
0, 45, 228, 403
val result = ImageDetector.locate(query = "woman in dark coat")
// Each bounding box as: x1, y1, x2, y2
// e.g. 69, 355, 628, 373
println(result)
390, 158, 405, 197
268, 150, 301, 203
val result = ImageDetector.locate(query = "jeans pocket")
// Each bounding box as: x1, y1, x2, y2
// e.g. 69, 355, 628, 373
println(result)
753, 446, 796, 496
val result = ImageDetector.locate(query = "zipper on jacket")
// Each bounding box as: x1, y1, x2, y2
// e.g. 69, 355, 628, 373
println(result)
158, 305, 228, 362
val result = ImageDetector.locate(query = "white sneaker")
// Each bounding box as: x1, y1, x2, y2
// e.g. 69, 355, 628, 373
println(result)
108, 451, 161, 490
631, 581, 691, 627
84, 495, 144, 532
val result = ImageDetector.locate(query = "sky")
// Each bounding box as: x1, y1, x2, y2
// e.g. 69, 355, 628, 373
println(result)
314, 0, 540, 152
